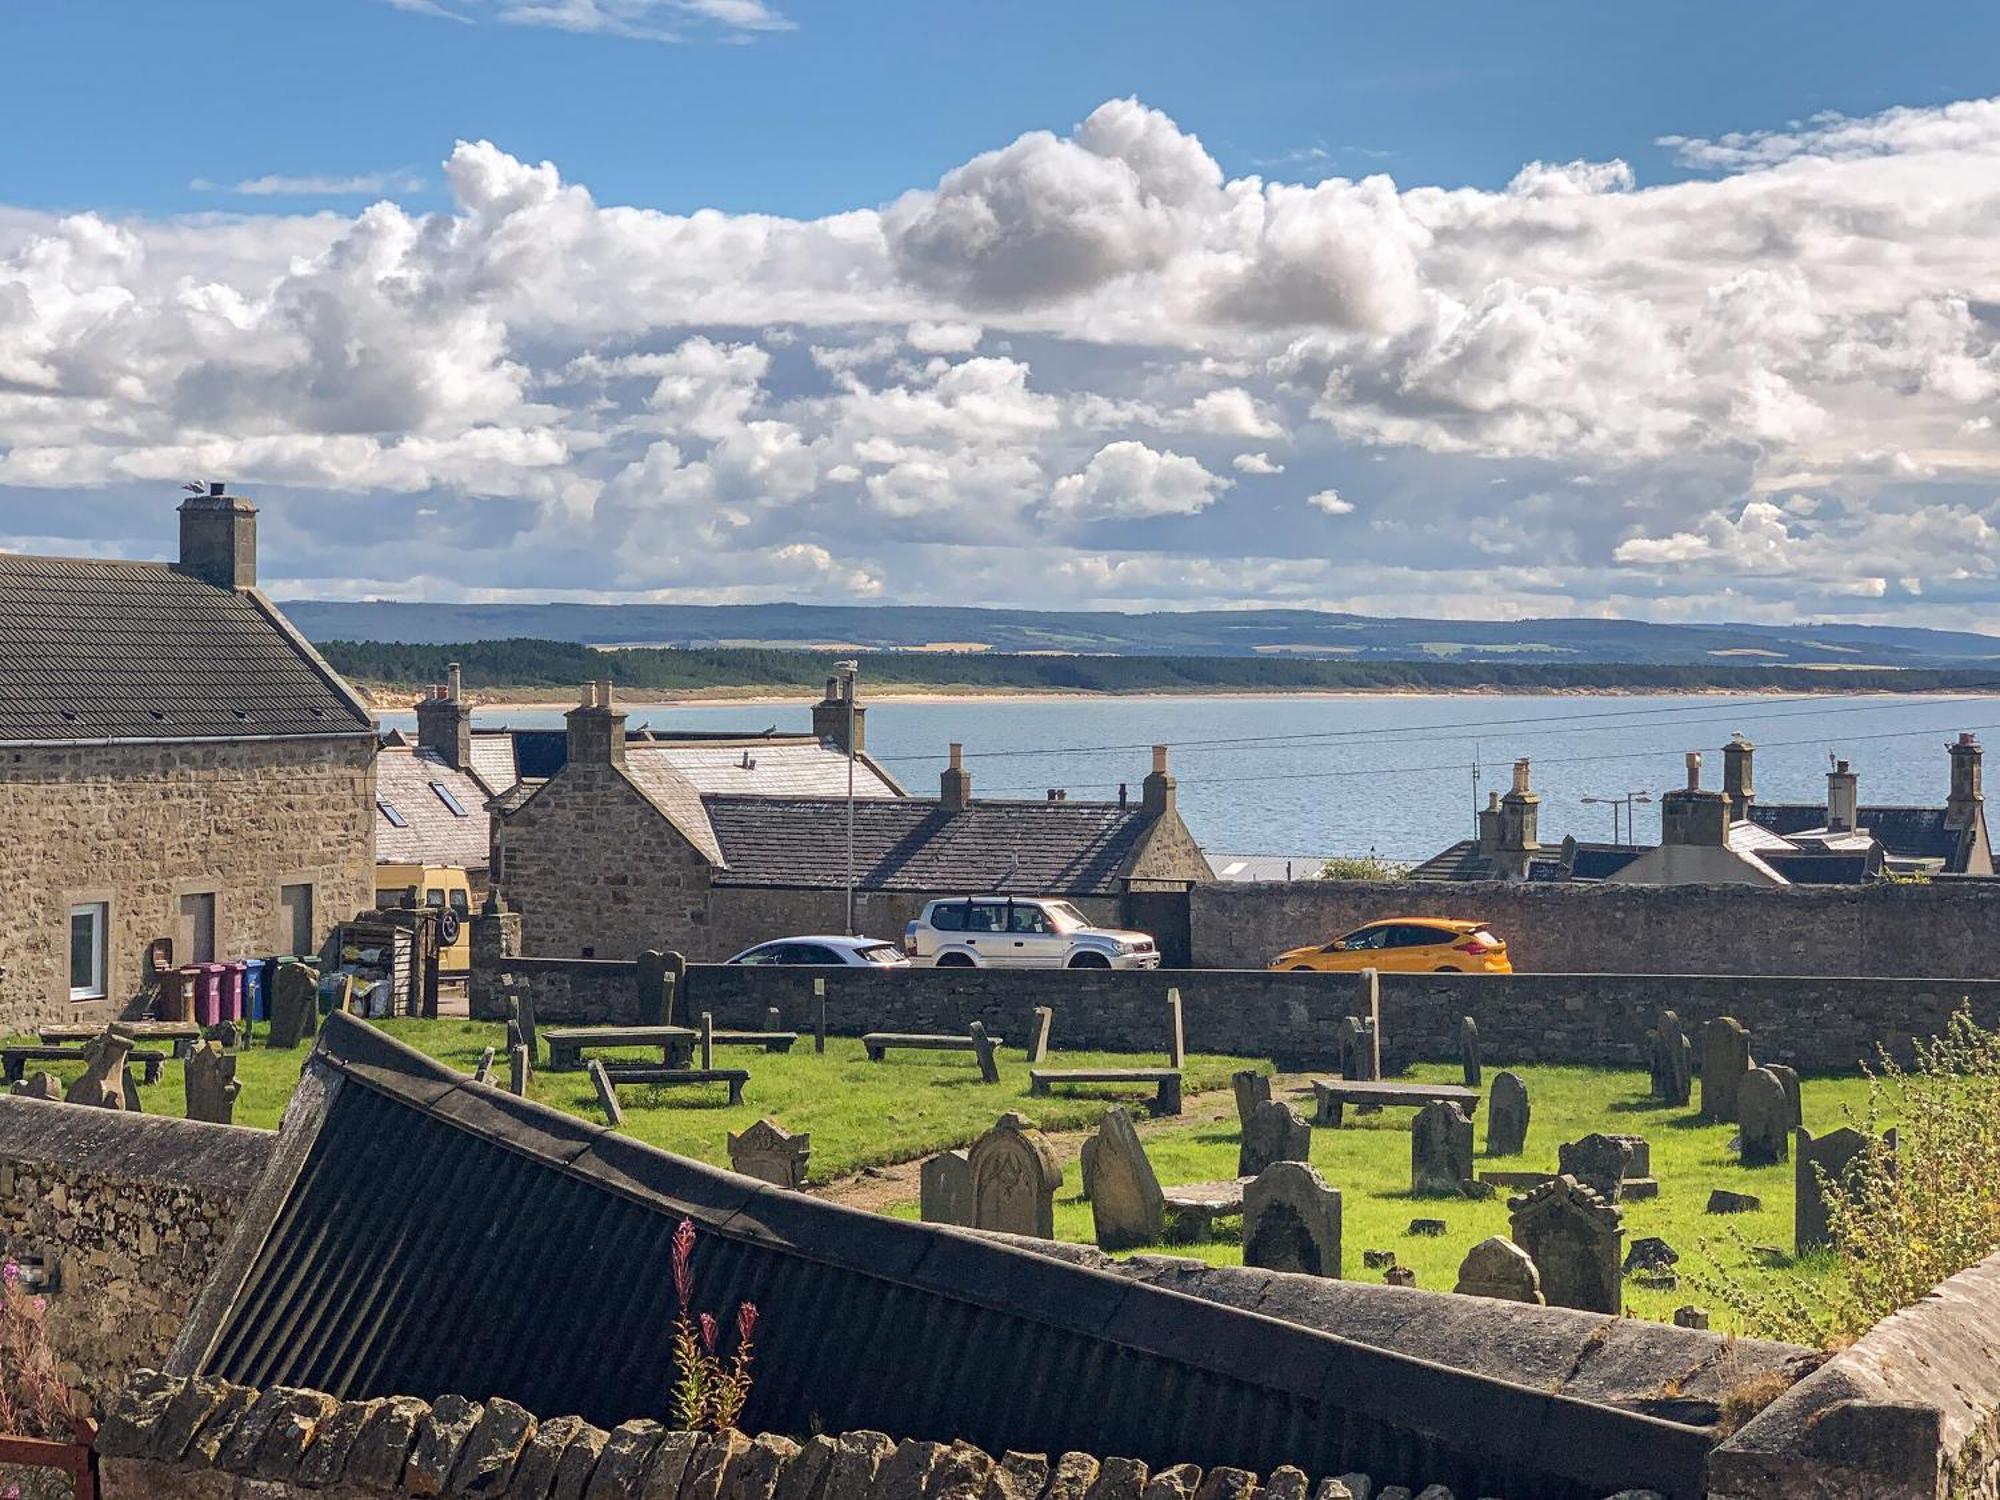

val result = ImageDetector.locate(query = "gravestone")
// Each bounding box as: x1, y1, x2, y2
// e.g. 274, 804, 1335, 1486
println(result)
1238, 1098, 1311, 1178
765, 1006, 783, 1032
1700, 1016, 1752, 1124
728, 1119, 811, 1189
1453, 1236, 1543, 1304
1079, 1136, 1099, 1200
1336, 1017, 1379, 1082
1089, 1106, 1165, 1251
1384, 1266, 1417, 1288
1487, 1071, 1530, 1156
1459, 1016, 1481, 1088
1674, 1306, 1711, 1330
664, 952, 687, 1026
473, 1047, 495, 1086
1559, 1133, 1634, 1203
1796, 1125, 1875, 1254
587, 1060, 623, 1127
184, 1042, 240, 1125
121, 1063, 142, 1113
919, 1150, 973, 1226
269, 962, 319, 1050
509, 1044, 531, 1097
1241, 1161, 1341, 1278
64, 1026, 133, 1109
968, 1022, 1001, 1085
1232, 1070, 1271, 1129
1027, 1007, 1054, 1065
699, 1012, 715, 1071
968, 1112, 1063, 1239
637, 950, 670, 1026
813, 977, 826, 1055
1765, 1064, 1803, 1128
1648, 1010, 1680, 1100
510, 991, 540, 1064
11, 1072, 62, 1100
1509, 1175, 1623, 1314
1165, 989, 1185, 1069
1737, 1067, 1790, 1166
1410, 1100, 1474, 1198
1668, 1030, 1695, 1109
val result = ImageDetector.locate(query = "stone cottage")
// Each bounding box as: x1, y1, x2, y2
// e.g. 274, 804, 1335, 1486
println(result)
0, 486, 377, 1034
491, 683, 1211, 959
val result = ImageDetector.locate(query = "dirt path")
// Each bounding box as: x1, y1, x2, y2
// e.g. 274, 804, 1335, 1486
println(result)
811, 1075, 1317, 1213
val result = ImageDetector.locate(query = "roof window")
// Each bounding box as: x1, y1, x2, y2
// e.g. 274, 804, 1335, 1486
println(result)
431, 781, 469, 817
377, 798, 409, 829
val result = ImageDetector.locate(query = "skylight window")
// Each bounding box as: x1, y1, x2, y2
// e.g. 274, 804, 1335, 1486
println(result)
377, 798, 408, 829
431, 781, 468, 817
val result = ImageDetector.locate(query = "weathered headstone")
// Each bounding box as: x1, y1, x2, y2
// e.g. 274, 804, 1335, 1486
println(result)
587, 1059, 623, 1127
64, 1026, 133, 1109
1238, 1098, 1311, 1178
1706, 1188, 1761, 1214
1458, 1016, 1481, 1088
1384, 1266, 1417, 1288
512, 989, 540, 1063
968, 1112, 1062, 1239
473, 1047, 495, 1085
1089, 1106, 1165, 1251
1078, 1136, 1099, 1201
1559, 1133, 1635, 1204
184, 1042, 240, 1125
728, 1118, 811, 1189
1510, 1174, 1623, 1314
1336, 1017, 1380, 1083
663, 951, 686, 1026
1027, 1006, 1053, 1065
919, 1150, 973, 1226
1673, 1305, 1711, 1330
1165, 989, 1185, 1069
1765, 1064, 1803, 1129
1231, 1070, 1271, 1130
1648, 1010, 1680, 1100
1669, 1029, 1695, 1108
1736, 1067, 1790, 1167
1241, 1161, 1341, 1278
1700, 1016, 1752, 1123
508, 1044, 531, 1097
968, 1022, 1000, 1085
10, 1072, 62, 1100
1410, 1100, 1474, 1198
637, 951, 669, 1026
1486, 1071, 1530, 1156
1795, 1125, 1876, 1254
1453, 1236, 1543, 1304
765, 1006, 783, 1033
120, 1064, 142, 1113
269, 962, 319, 1050
813, 977, 826, 1055
699, 1012, 715, 1071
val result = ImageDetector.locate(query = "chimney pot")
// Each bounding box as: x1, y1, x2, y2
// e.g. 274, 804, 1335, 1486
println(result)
940, 741, 972, 812
1685, 751, 1702, 792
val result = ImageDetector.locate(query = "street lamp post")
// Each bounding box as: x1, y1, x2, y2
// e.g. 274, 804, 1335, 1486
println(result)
1581, 791, 1654, 844
835, 659, 859, 936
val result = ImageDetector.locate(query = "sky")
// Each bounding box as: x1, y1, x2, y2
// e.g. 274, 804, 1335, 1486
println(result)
3, 2, 2000, 626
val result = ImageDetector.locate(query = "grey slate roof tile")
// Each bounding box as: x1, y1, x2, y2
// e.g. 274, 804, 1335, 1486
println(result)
374, 747, 492, 870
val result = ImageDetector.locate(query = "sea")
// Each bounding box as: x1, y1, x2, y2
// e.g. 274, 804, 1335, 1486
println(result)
377, 692, 2000, 868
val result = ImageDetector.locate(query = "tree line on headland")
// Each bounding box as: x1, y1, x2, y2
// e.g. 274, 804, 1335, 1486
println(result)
316, 638, 2000, 697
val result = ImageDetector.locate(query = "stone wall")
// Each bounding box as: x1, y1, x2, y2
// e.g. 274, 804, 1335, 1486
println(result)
94, 1370, 1659, 1500
700, 888, 1124, 969
0, 1100, 274, 1407
0, 737, 377, 1036
1190, 876, 2000, 978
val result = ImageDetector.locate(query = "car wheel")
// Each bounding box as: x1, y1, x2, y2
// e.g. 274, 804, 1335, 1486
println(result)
1068, 953, 1112, 969
1434, 966, 1461, 973
936, 953, 975, 968
1289, 965, 1315, 972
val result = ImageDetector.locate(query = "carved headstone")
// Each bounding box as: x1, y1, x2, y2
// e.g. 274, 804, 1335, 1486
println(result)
968, 1112, 1062, 1239
11, 1072, 63, 1100
1700, 1016, 1752, 1123
1459, 1016, 1481, 1088
1411, 1100, 1474, 1198
1089, 1106, 1165, 1251
1509, 1174, 1623, 1314
1765, 1064, 1803, 1129
1336, 1017, 1379, 1082
1231, 1070, 1271, 1130
1027, 1006, 1054, 1065
919, 1150, 973, 1226
1737, 1067, 1790, 1167
587, 1059, 623, 1127
269, 962, 319, 1050
1238, 1098, 1312, 1178
183, 1042, 240, 1125
637, 950, 669, 1026
64, 1026, 133, 1109
1795, 1125, 1876, 1255
1453, 1236, 1544, 1304
968, 1022, 1000, 1085
727, 1118, 811, 1189
1241, 1161, 1341, 1278
1487, 1071, 1530, 1156
1559, 1133, 1634, 1203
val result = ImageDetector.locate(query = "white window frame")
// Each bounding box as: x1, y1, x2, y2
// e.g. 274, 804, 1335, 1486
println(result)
68, 902, 108, 1001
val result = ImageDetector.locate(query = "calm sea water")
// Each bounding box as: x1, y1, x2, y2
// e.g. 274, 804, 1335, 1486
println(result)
380, 693, 2000, 865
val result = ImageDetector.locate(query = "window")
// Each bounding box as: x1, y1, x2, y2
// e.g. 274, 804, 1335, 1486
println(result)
68, 903, 107, 1001
929, 903, 966, 932
964, 902, 1005, 933
449, 889, 471, 920
430, 781, 469, 817
1008, 904, 1054, 935
1335, 924, 1390, 951
377, 798, 408, 829
280, 883, 314, 955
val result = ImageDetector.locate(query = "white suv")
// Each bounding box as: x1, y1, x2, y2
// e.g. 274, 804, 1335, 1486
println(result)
904, 897, 1160, 969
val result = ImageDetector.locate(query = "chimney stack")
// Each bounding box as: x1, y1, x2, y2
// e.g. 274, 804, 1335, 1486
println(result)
1498, 757, 1540, 858
1947, 733, 1985, 829
565, 679, 627, 769
174, 481, 258, 590
1477, 791, 1502, 854
1661, 752, 1730, 847
1827, 758, 1859, 834
940, 742, 972, 813
1141, 744, 1176, 819
1722, 733, 1755, 821
813, 671, 866, 754
415, 659, 473, 770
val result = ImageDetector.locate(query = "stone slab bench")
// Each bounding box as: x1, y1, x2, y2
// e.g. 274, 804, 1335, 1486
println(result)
861, 1026, 1003, 1083
598, 1063, 748, 1105
1163, 1178, 1249, 1242
1312, 1079, 1481, 1128
708, 1030, 798, 1054
1030, 1067, 1182, 1116
544, 1026, 696, 1072
4, 1046, 168, 1086
38, 1023, 202, 1058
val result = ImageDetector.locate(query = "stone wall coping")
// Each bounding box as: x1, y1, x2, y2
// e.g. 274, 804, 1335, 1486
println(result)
0, 1096, 275, 1194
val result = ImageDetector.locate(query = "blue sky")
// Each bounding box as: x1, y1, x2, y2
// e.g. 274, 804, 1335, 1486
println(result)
2, 2, 1999, 625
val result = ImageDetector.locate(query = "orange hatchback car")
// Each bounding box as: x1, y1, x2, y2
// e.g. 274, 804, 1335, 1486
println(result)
1269, 917, 1513, 974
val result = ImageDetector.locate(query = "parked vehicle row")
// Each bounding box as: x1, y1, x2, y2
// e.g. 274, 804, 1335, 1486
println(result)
1268, 916, 1512, 974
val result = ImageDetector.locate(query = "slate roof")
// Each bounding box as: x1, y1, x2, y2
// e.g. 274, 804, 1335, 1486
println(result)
1747, 803, 1967, 864
620, 753, 725, 866
1405, 840, 1500, 883
374, 746, 491, 870
467, 732, 519, 794
167, 1014, 1718, 1500
704, 795, 1154, 894
638, 738, 904, 799
0, 554, 372, 743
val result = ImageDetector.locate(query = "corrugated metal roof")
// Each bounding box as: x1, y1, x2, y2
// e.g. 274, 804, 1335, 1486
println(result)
374, 747, 491, 870
179, 1016, 1713, 1500
0, 554, 372, 742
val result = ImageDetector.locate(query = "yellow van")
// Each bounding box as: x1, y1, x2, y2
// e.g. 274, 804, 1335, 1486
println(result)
374, 863, 473, 971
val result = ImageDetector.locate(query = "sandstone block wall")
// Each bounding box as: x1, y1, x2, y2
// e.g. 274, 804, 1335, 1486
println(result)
0, 1100, 274, 1407
0, 737, 377, 1036
1191, 877, 2000, 977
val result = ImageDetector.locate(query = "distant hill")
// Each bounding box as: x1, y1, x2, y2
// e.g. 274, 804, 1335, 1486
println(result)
281, 600, 2000, 669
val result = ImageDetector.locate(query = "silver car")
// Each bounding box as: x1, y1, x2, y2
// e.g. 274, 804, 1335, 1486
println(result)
902, 897, 1160, 969
725, 935, 911, 967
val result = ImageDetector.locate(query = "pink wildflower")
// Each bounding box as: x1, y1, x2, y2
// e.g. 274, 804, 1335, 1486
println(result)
736, 1302, 758, 1346
699, 1312, 718, 1355
672, 1219, 696, 1311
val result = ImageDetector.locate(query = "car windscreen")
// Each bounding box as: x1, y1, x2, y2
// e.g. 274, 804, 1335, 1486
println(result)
856, 943, 903, 963
1044, 901, 1088, 930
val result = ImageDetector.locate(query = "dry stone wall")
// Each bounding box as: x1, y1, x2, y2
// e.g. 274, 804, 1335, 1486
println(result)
0, 1099, 273, 1406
